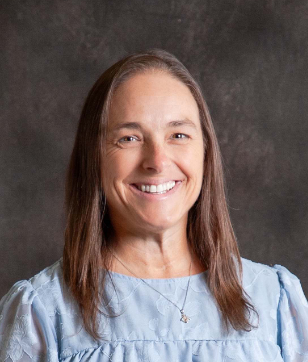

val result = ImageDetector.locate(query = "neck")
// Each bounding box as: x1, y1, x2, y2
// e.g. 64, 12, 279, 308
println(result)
107, 231, 206, 279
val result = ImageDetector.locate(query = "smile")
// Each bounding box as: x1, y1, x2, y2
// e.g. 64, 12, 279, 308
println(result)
135, 181, 176, 194
129, 181, 182, 199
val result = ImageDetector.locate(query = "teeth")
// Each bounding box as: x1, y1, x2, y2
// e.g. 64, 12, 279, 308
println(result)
156, 184, 163, 192
137, 181, 176, 193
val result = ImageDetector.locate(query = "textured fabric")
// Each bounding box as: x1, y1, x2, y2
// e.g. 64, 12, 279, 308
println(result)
0, 257, 307, 361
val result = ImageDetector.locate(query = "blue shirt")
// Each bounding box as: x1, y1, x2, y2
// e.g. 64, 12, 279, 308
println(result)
0, 257, 307, 361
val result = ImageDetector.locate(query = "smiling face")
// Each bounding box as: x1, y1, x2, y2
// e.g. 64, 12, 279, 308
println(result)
101, 70, 204, 236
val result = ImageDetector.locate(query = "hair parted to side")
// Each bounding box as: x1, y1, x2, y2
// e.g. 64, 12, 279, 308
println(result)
63, 48, 258, 340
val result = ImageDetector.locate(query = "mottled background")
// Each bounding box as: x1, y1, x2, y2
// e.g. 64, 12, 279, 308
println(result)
0, 0, 307, 298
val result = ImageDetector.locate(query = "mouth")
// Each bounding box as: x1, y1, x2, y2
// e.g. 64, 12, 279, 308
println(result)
129, 181, 183, 199
132, 180, 179, 194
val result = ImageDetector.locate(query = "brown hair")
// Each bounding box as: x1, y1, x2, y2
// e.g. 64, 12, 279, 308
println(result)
63, 48, 258, 340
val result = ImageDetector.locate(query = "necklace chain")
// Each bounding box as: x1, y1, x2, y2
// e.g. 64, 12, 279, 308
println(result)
108, 248, 192, 323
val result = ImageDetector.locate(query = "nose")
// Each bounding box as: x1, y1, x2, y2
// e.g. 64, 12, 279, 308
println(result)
141, 139, 171, 173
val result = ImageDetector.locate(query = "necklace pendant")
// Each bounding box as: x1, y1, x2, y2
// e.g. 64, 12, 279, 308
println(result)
180, 309, 190, 323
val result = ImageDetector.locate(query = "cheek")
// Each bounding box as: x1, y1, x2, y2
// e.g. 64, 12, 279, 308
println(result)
181, 144, 204, 177
102, 151, 138, 187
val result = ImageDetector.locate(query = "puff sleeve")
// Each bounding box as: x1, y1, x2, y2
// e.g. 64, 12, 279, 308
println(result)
0, 280, 58, 362
274, 264, 308, 362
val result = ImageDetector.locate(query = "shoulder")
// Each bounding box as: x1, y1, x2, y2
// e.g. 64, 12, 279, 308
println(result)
241, 257, 279, 288
240, 257, 306, 304
28, 258, 64, 302
0, 260, 64, 359
241, 257, 300, 286
0, 258, 65, 312
28, 258, 63, 290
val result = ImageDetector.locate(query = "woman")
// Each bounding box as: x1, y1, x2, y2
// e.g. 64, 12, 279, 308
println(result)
0, 49, 307, 361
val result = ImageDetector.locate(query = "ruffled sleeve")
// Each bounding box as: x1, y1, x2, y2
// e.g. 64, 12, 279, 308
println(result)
274, 264, 308, 362
0, 280, 59, 362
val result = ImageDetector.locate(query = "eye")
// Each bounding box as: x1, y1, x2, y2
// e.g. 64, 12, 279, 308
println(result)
118, 136, 139, 143
171, 133, 190, 140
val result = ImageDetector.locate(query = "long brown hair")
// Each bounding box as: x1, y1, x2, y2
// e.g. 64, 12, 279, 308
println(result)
63, 48, 258, 340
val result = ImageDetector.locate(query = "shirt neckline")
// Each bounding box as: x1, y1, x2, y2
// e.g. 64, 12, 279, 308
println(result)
104, 268, 208, 283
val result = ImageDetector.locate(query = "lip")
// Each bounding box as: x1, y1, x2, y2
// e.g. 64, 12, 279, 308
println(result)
131, 179, 181, 187
129, 181, 182, 200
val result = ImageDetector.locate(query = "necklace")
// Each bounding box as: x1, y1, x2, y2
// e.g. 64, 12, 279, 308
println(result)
109, 249, 192, 323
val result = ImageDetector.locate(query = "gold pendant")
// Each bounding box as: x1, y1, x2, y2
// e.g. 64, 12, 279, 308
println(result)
180, 309, 190, 323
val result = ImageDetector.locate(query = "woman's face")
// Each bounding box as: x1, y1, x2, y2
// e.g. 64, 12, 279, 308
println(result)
102, 70, 204, 235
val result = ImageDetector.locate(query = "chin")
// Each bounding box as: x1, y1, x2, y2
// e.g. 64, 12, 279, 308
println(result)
138, 214, 183, 231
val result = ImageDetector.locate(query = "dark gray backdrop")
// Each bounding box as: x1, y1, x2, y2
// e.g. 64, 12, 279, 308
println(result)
1, 0, 307, 298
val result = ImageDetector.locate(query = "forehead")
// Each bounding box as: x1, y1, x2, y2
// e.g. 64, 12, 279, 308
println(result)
108, 71, 200, 130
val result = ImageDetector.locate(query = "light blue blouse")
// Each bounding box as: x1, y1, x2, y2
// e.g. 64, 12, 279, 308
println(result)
0, 257, 308, 361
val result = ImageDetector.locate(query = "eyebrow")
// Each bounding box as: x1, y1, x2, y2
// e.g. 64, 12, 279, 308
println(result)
110, 119, 198, 132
